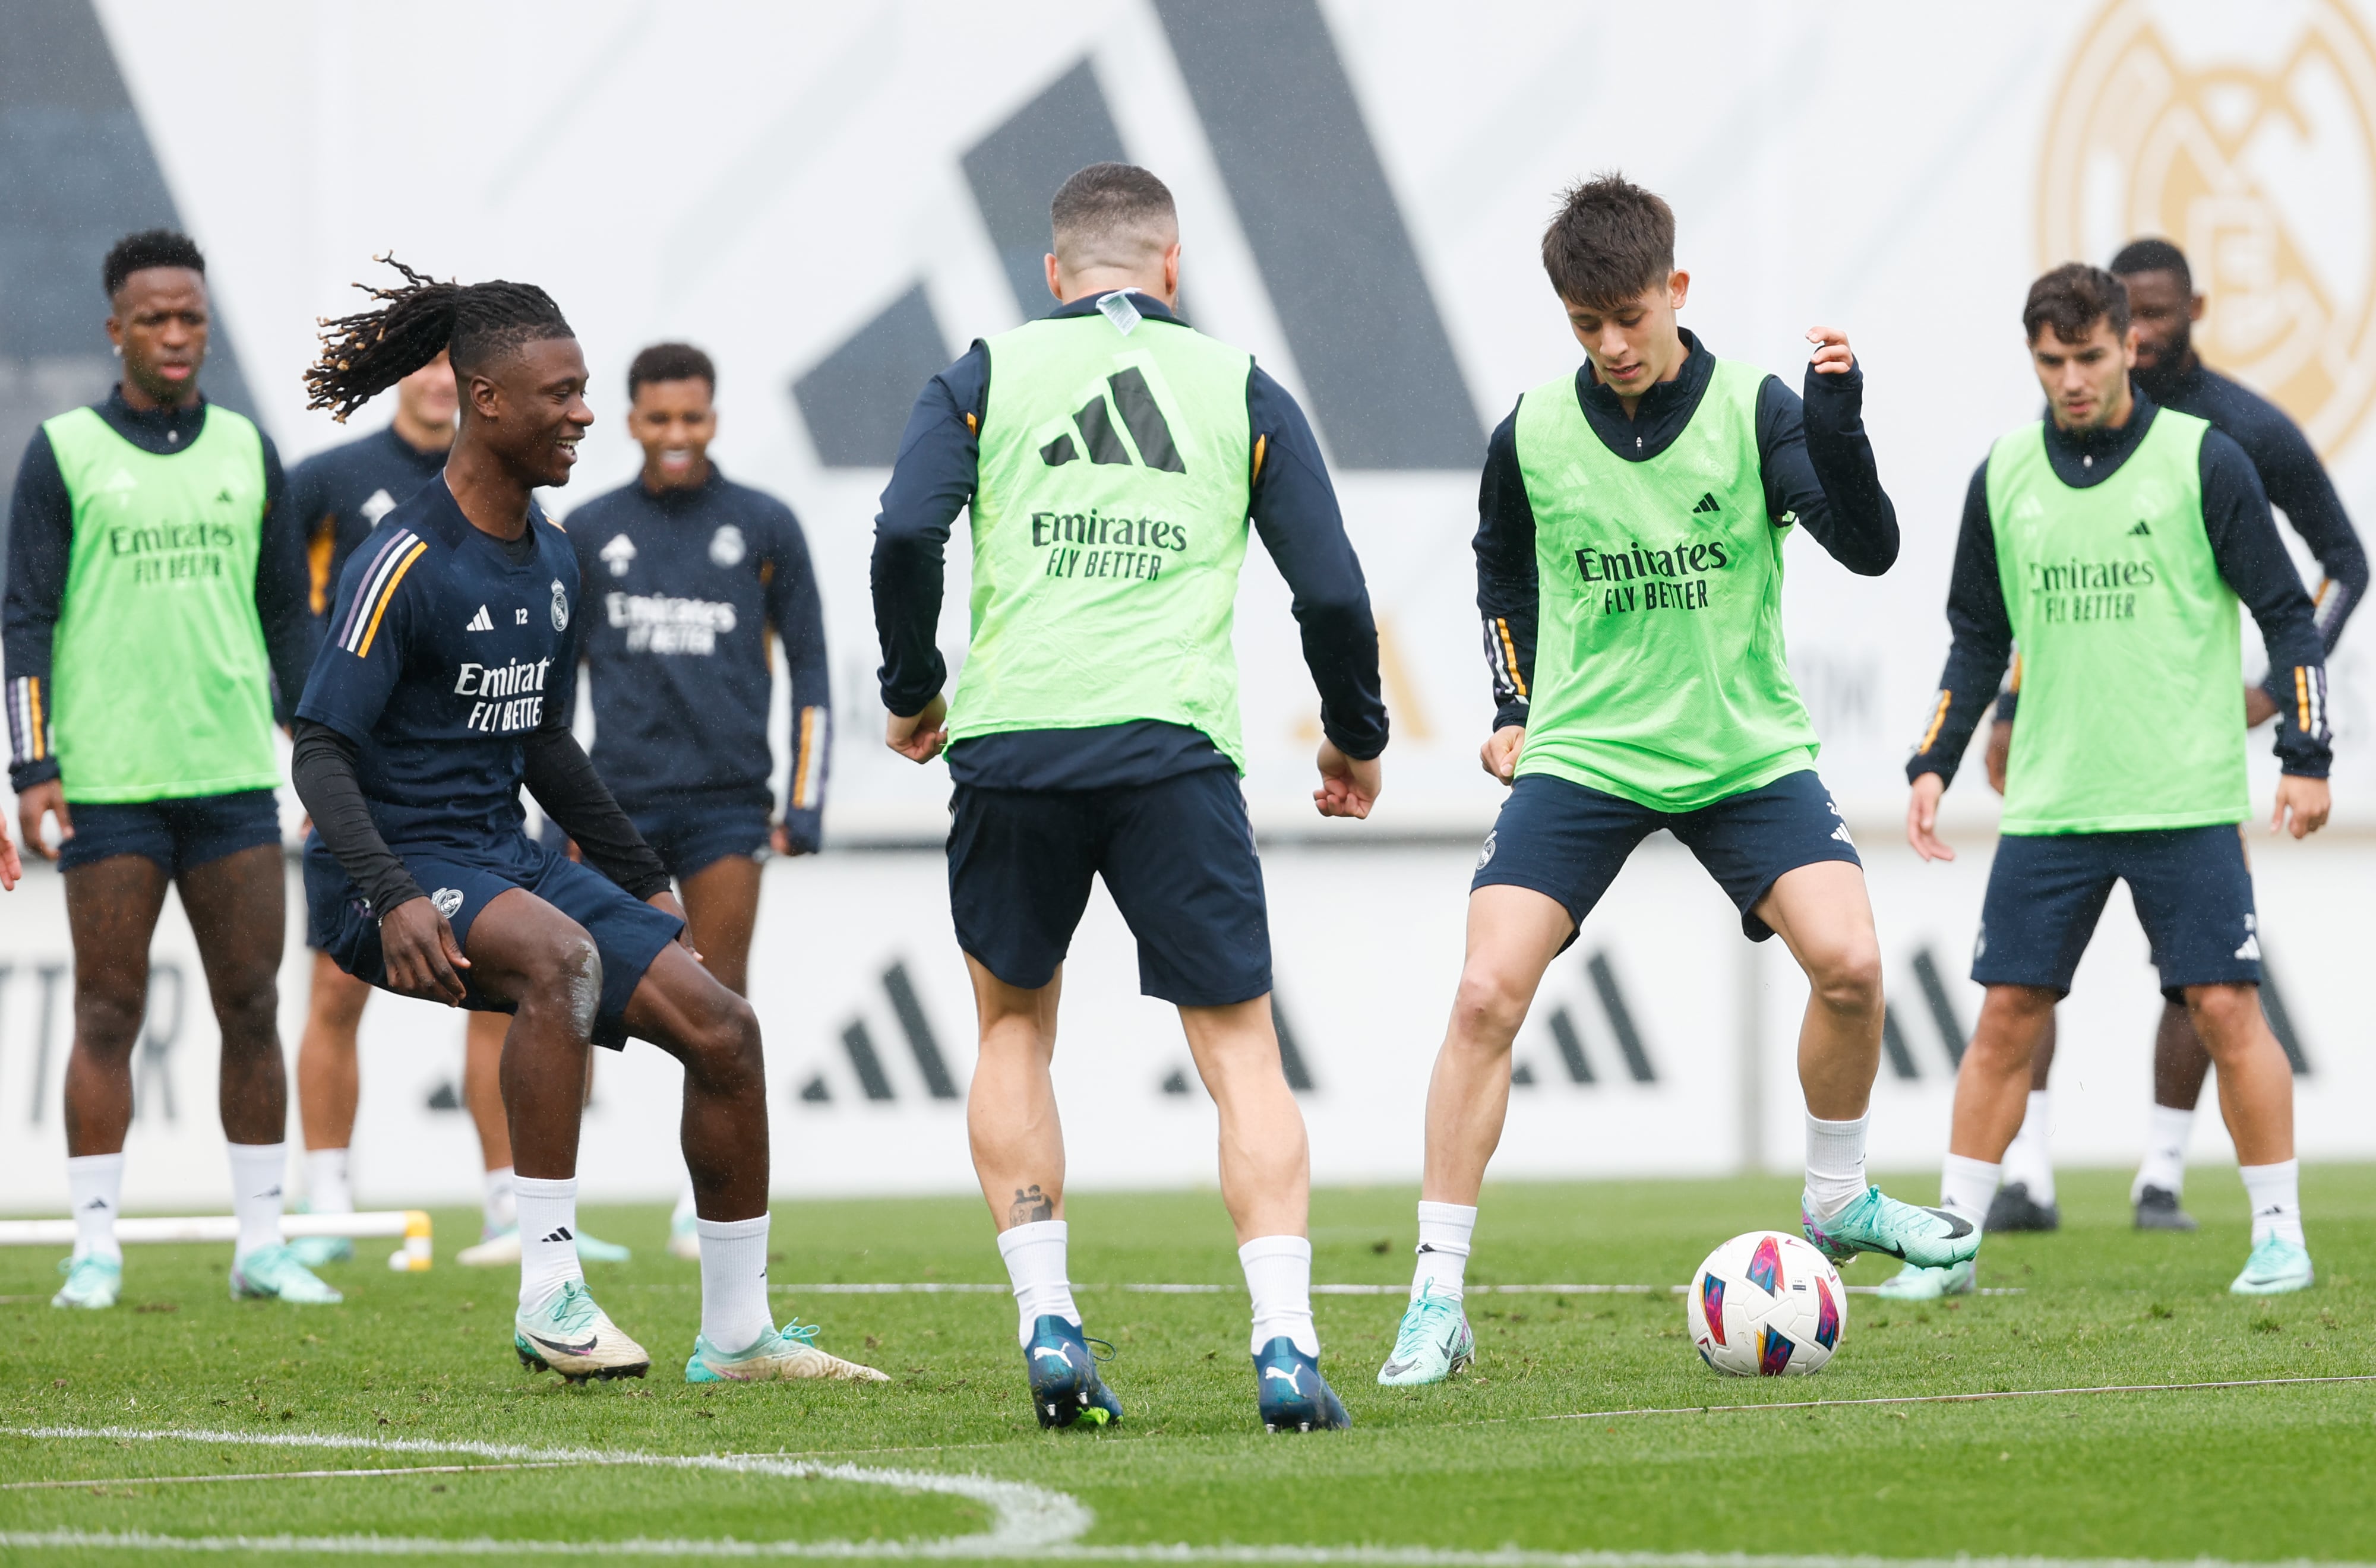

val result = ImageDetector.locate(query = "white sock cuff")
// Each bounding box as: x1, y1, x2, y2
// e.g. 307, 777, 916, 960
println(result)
997, 1219, 1067, 1258
512, 1174, 576, 1202
1237, 1234, 1312, 1266
67, 1151, 126, 1171
1415, 1201, 1477, 1254
2239, 1158, 2301, 1181
695, 1213, 770, 1242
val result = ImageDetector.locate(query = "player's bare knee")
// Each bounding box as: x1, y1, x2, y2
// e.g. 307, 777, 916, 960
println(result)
210, 970, 282, 1050
1449, 962, 1529, 1049
691, 994, 764, 1093
1808, 938, 1882, 1019
2184, 984, 2263, 1057
72, 991, 146, 1060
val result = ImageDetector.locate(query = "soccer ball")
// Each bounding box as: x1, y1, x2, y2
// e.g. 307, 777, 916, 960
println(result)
1686, 1230, 1845, 1377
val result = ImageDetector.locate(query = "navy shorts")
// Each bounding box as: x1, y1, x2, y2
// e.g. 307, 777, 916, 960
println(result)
1472, 769, 1861, 941
305, 831, 683, 1049
948, 767, 1269, 1006
541, 802, 770, 882
59, 789, 281, 877
1973, 826, 2258, 1000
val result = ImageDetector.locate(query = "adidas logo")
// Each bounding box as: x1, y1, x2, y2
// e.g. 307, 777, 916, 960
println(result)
360, 488, 398, 526
466, 605, 494, 632
2129, 520, 2151, 536
1040, 368, 1185, 473
541, 1226, 574, 1244
214, 488, 234, 504
2235, 934, 2261, 960
1692, 492, 1721, 516
81, 1197, 109, 1211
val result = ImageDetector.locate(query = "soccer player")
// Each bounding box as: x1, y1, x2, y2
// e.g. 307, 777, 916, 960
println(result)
291, 260, 881, 1384
872, 163, 1388, 1432
1379, 173, 1967, 1388
1978, 239, 2365, 1235
557, 342, 830, 1263
6, 230, 329, 1311
1897, 263, 2330, 1300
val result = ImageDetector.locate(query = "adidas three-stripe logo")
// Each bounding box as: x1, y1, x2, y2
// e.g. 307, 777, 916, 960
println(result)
466, 605, 493, 632
1040, 368, 1186, 473
1692, 492, 1721, 516
541, 1226, 574, 1244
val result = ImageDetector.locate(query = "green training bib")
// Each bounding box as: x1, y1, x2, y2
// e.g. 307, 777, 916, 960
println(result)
42, 404, 280, 802
953, 306, 1256, 769
1988, 409, 2247, 833
1511, 357, 1819, 810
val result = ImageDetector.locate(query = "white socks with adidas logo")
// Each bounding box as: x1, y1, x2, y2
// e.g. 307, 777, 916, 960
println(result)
696, 1213, 775, 1354
514, 1174, 586, 1312
66, 1152, 125, 1264
1410, 1201, 1476, 1302
227, 1142, 289, 1263
2241, 1159, 2305, 1248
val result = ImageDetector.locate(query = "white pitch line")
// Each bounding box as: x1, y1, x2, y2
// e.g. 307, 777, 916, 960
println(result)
0, 1460, 577, 1491
1505, 1371, 2376, 1426
772, 1283, 2024, 1297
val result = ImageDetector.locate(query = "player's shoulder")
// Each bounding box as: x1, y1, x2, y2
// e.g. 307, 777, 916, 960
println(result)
556, 477, 642, 531
2189, 366, 2308, 451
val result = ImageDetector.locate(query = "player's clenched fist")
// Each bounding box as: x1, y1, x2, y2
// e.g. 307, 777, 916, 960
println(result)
1805, 325, 1856, 375
1478, 725, 1524, 784
379, 897, 471, 1006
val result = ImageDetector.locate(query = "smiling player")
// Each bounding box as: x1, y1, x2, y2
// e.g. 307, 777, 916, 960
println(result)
291, 259, 881, 1384
1379, 173, 1970, 1387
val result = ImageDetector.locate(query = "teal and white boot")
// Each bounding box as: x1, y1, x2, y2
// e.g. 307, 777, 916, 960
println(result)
1377, 1282, 1475, 1386
231, 1243, 343, 1304
1803, 1187, 1980, 1270
514, 1280, 649, 1383
685, 1321, 889, 1383
1875, 1259, 1977, 1301
2230, 1235, 2315, 1295
289, 1235, 356, 1267
52, 1254, 122, 1310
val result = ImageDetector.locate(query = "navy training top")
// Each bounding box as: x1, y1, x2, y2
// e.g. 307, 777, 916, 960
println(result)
561, 466, 830, 848
285, 423, 450, 624
295, 476, 584, 851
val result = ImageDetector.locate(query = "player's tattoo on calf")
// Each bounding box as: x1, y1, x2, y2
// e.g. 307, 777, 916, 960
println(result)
1010, 1184, 1054, 1225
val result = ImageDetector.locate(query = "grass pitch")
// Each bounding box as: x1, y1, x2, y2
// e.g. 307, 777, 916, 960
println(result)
5, 1166, 2375, 1564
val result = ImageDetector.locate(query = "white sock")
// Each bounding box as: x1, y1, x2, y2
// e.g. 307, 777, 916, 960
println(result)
997, 1219, 1080, 1348
1939, 1153, 2001, 1229
1411, 1200, 1475, 1301
483, 1166, 517, 1237
2000, 1091, 2056, 1205
2133, 1104, 2195, 1201
1801, 1113, 1869, 1221
1241, 1235, 1318, 1357
306, 1148, 354, 1216
671, 1179, 698, 1230
513, 1174, 585, 1311
66, 1152, 125, 1264
2239, 1159, 2305, 1247
697, 1213, 775, 1353
227, 1142, 288, 1260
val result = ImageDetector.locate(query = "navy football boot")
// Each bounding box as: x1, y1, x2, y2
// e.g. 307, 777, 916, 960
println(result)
1024, 1314, 1123, 1429
1254, 1336, 1352, 1432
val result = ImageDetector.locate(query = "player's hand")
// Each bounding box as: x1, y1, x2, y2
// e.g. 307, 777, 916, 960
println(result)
17, 779, 70, 864
647, 888, 702, 957
1313, 739, 1380, 819
1806, 326, 1856, 375
0, 813, 21, 891
1906, 772, 1954, 862
2271, 773, 2330, 839
1479, 725, 1525, 784
380, 896, 470, 1006
2244, 682, 2280, 729
1984, 719, 2013, 796
770, 823, 812, 857
886, 695, 948, 763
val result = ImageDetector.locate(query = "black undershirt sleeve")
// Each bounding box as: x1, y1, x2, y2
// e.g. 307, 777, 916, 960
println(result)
252, 434, 320, 721
2200, 432, 2333, 776
521, 711, 674, 900
1755, 365, 1899, 576
290, 720, 427, 919
1473, 405, 1538, 731
2245, 399, 2367, 656
1906, 464, 2012, 786
870, 346, 987, 718
4, 430, 71, 790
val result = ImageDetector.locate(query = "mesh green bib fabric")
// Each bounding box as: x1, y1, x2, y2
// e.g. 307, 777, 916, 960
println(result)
955, 308, 1255, 769
1511, 358, 1819, 810
42, 404, 279, 802
1986, 409, 2247, 833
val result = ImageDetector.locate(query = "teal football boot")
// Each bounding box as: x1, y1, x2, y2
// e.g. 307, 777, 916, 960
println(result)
1024, 1315, 1123, 1429
52, 1254, 122, 1310
2230, 1235, 2315, 1295
230, 1243, 343, 1305
1875, 1258, 1977, 1300
685, 1320, 889, 1383
1802, 1186, 1980, 1270
289, 1235, 356, 1267
1256, 1338, 1351, 1432
514, 1280, 649, 1383
1377, 1282, 1475, 1386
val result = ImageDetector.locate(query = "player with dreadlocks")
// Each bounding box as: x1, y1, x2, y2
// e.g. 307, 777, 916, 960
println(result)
290, 259, 883, 1386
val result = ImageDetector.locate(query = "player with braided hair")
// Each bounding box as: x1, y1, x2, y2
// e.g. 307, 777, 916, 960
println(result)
290, 259, 882, 1386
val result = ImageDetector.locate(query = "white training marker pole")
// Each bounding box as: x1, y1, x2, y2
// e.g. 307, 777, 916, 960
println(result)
0, 1211, 433, 1272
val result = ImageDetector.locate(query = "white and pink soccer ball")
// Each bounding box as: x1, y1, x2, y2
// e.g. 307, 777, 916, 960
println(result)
1686, 1230, 1846, 1376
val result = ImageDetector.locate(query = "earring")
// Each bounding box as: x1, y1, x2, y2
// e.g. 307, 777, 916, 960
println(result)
110, 344, 122, 357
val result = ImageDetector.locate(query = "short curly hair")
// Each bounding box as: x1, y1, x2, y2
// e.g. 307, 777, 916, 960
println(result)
103, 229, 205, 297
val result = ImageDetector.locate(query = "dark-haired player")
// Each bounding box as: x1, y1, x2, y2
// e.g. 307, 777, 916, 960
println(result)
292, 260, 881, 1384
874, 162, 1386, 1431
557, 342, 829, 1262
1900, 263, 2328, 1300
1980, 238, 2367, 1234
1380, 173, 1963, 1386
5, 230, 324, 1310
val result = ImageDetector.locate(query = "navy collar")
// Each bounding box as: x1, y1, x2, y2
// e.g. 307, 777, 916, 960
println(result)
1571, 328, 1717, 462
1045, 289, 1186, 328
105, 385, 210, 447
2042, 385, 2160, 487
636, 463, 728, 510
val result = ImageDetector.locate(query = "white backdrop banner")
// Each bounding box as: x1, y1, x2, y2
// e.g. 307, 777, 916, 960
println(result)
0, 834, 2364, 1213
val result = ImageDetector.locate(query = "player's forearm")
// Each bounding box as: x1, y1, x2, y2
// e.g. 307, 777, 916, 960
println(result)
519, 725, 672, 899
869, 537, 948, 717
290, 720, 427, 917
1771, 368, 1899, 576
